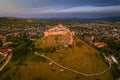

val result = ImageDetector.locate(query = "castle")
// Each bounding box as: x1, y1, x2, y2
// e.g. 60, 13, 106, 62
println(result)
44, 23, 74, 46
44, 23, 74, 36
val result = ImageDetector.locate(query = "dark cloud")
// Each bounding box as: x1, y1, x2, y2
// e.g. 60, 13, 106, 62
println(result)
0, 0, 120, 17
13, 0, 120, 9
19, 11, 120, 18
54, 0, 120, 7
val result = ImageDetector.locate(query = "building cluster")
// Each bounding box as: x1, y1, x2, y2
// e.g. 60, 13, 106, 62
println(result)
104, 54, 120, 70
0, 25, 45, 41
0, 22, 45, 56
70, 22, 120, 45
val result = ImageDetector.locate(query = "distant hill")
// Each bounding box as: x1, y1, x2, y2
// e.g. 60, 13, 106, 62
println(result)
25, 16, 120, 22
0, 17, 34, 27
0, 16, 120, 23
0, 17, 17, 20
97, 16, 120, 22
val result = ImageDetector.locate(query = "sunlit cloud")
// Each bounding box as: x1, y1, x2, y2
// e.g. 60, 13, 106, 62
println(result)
25, 5, 120, 14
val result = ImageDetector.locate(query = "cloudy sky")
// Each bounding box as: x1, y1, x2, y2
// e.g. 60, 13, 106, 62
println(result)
0, 0, 120, 18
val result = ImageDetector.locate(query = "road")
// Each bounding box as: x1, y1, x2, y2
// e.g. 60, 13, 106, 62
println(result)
3, 42, 13, 47
35, 52, 111, 77
0, 53, 12, 72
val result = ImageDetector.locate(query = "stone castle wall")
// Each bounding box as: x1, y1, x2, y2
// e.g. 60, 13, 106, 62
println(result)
44, 24, 74, 36
44, 24, 74, 46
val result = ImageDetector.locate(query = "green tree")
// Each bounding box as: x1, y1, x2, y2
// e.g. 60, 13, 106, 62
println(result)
0, 40, 2, 47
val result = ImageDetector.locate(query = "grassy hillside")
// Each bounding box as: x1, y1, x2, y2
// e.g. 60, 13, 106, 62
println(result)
0, 36, 113, 80
35, 34, 72, 48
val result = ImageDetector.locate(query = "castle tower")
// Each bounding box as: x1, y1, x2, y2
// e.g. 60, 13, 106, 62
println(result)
57, 23, 64, 28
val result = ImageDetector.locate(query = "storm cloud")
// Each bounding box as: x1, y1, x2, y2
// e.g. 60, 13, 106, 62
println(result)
0, 0, 120, 18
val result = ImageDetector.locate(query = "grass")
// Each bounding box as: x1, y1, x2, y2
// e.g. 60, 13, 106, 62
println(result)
0, 55, 3, 59
0, 36, 113, 80
35, 34, 72, 49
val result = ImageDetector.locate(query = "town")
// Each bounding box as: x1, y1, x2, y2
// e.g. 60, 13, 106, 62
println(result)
0, 18, 120, 79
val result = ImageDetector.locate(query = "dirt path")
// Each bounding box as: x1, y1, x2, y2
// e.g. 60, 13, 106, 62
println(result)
0, 53, 12, 72
35, 52, 111, 77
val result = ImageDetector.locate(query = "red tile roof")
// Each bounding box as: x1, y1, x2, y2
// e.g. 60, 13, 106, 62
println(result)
0, 48, 11, 56
93, 42, 108, 47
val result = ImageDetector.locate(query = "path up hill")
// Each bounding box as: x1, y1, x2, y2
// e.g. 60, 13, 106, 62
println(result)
34, 36, 113, 80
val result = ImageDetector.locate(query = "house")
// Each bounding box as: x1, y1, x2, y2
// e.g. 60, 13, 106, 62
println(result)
0, 48, 12, 56
110, 55, 119, 64
0, 36, 6, 43
93, 42, 108, 48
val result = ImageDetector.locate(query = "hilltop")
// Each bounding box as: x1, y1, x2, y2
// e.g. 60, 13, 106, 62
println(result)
34, 34, 113, 80
36, 23, 74, 48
